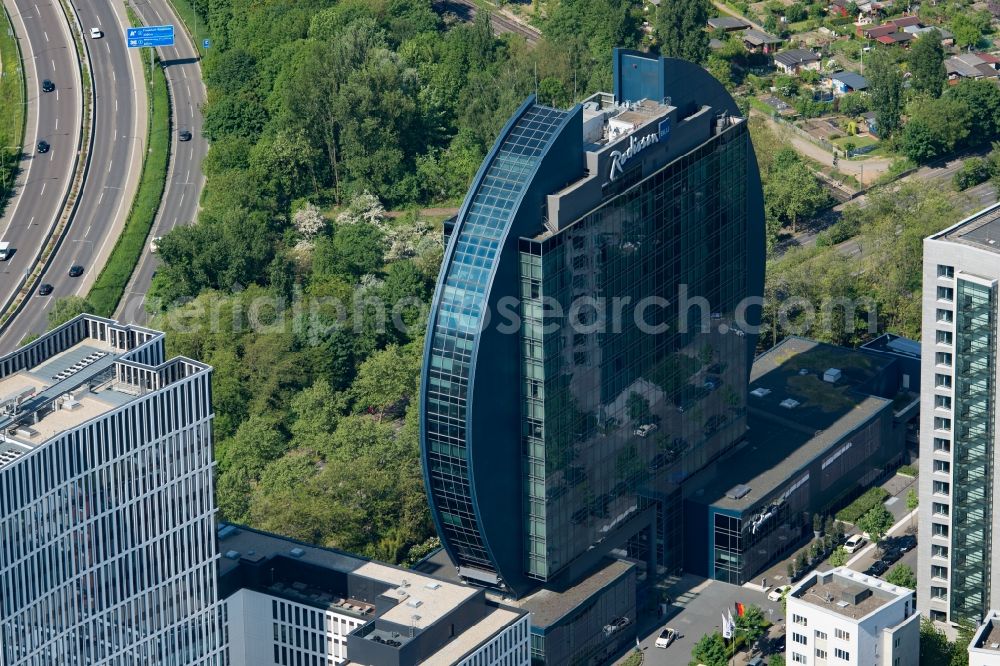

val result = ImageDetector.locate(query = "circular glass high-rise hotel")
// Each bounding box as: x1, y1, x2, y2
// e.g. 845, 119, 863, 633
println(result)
420, 50, 765, 599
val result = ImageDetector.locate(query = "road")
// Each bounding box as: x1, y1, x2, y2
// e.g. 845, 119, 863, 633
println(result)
0, 0, 145, 352
0, 0, 81, 315
115, 0, 206, 325
436, 0, 541, 44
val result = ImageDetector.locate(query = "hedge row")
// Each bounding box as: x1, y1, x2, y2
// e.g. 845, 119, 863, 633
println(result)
835, 487, 890, 523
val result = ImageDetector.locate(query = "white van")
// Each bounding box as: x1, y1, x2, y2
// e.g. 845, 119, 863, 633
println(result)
0, 241, 11, 260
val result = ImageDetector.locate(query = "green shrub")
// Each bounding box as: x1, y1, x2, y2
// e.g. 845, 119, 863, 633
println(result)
952, 157, 993, 191
897, 464, 918, 477
835, 487, 890, 523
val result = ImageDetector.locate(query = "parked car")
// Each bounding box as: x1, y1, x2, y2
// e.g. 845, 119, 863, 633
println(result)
767, 584, 792, 602
844, 534, 866, 554
655, 627, 677, 649
881, 547, 902, 565
866, 559, 889, 577
634, 423, 658, 438
896, 535, 917, 552
602, 617, 631, 636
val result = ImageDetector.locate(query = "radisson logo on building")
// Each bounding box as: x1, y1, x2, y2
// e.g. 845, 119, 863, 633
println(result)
608, 118, 670, 182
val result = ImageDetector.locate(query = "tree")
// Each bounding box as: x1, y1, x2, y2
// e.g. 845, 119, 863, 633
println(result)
828, 547, 848, 567
951, 13, 982, 50
735, 605, 767, 646
858, 504, 894, 553
885, 564, 917, 589
350, 343, 421, 420
655, 0, 711, 63
770, 655, 786, 666
838, 91, 869, 116
901, 96, 971, 163
952, 620, 976, 666
906, 488, 919, 527
627, 391, 652, 423
908, 29, 946, 97
764, 161, 829, 233
293, 202, 326, 240
920, 617, 955, 665
945, 79, 1000, 143
47, 296, 95, 330
692, 631, 728, 666
866, 48, 903, 137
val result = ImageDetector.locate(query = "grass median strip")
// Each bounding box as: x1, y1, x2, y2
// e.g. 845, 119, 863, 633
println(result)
0, 7, 27, 215
87, 44, 169, 316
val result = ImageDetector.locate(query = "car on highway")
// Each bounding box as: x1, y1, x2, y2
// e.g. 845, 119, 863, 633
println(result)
68, 265, 84, 278
767, 584, 792, 602
36, 140, 49, 154
178, 129, 193, 142
0, 241, 10, 260
150, 236, 162, 253
90, 27, 102, 38
41, 79, 55, 93
602, 616, 631, 636
843, 534, 867, 554
655, 627, 677, 649
38, 283, 53, 296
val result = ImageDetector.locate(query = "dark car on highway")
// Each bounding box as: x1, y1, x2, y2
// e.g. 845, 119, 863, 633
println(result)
178, 129, 192, 141
68, 265, 84, 277
41, 79, 55, 93
36, 140, 49, 153
38, 283, 53, 296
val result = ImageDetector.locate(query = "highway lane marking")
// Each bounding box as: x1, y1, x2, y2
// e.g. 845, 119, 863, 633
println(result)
112, 70, 115, 81
50, 59, 54, 69
96, 14, 101, 25
107, 159, 112, 173
39, 183, 46, 197
54, 118, 58, 130
105, 42, 110, 53
98, 191, 103, 204
43, 31, 48, 42
55, 89, 59, 101
115, 98, 118, 113
84, 225, 91, 237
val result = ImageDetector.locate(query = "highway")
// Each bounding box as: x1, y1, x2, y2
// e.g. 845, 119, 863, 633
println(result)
116, 0, 206, 325
0, 0, 145, 353
0, 0, 82, 317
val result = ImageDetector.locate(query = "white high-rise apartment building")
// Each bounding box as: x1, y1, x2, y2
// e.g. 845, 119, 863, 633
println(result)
0, 315, 224, 665
919, 203, 1000, 628
785, 568, 918, 666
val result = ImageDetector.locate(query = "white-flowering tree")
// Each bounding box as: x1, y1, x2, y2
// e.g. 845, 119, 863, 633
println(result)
293, 202, 327, 240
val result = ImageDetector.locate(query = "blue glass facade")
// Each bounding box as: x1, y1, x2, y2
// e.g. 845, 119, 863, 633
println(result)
421, 53, 764, 598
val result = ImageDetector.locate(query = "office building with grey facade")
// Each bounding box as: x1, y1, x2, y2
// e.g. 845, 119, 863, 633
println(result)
919, 202, 1000, 629
0, 315, 224, 665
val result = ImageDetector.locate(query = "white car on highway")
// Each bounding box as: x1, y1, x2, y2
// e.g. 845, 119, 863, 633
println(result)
767, 584, 792, 602
844, 534, 867, 554
90, 27, 103, 38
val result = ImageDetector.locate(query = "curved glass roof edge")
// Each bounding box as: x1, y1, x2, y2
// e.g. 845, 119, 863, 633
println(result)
420, 98, 574, 583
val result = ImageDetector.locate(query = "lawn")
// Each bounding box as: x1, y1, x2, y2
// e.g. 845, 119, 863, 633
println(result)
831, 134, 879, 151
0, 8, 26, 214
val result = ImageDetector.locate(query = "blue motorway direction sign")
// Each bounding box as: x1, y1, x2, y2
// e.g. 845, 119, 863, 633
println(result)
126, 25, 175, 48
203, 38, 211, 49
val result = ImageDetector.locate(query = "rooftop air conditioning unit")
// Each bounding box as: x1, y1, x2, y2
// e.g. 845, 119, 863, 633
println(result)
823, 368, 842, 383
780, 398, 800, 409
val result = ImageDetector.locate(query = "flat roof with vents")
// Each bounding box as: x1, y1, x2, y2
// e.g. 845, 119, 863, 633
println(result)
790, 568, 910, 620
941, 201, 1000, 254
